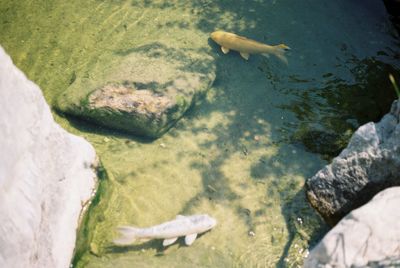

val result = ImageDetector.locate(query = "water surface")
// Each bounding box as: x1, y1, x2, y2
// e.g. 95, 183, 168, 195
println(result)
0, 0, 399, 267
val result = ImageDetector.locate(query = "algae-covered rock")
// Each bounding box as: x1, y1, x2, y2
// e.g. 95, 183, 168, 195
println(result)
56, 42, 215, 138
292, 122, 353, 158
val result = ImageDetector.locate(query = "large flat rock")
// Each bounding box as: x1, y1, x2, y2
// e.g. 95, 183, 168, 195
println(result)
306, 99, 400, 225
0, 46, 97, 268
304, 187, 400, 267
56, 42, 215, 138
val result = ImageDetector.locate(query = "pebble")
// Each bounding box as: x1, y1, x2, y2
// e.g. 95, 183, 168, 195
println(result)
160, 143, 166, 148
248, 231, 255, 237
296, 217, 303, 225
303, 249, 310, 258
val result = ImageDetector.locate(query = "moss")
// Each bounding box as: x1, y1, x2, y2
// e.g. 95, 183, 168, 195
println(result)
175, 95, 188, 110
389, 74, 400, 99
72, 162, 113, 268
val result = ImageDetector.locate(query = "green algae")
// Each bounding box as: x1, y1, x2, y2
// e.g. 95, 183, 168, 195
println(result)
73, 162, 111, 266
1, 0, 399, 267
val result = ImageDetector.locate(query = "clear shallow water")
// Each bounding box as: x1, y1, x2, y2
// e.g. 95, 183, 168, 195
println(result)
1, 0, 399, 267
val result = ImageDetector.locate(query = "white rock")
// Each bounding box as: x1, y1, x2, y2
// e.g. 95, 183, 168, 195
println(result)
0, 46, 97, 268
304, 187, 400, 268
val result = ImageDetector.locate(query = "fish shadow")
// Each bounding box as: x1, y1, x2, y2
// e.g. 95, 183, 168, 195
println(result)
106, 240, 165, 255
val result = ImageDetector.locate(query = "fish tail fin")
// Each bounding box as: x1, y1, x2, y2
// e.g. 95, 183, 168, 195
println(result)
113, 226, 140, 245
271, 44, 290, 64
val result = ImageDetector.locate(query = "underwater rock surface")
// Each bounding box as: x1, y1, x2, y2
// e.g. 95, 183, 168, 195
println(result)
56, 43, 215, 138
306, 99, 400, 225
292, 122, 352, 158
304, 186, 400, 267
0, 46, 97, 268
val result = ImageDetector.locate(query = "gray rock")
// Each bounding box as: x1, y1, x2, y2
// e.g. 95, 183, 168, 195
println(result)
304, 187, 400, 268
306, 99, 400, 225
56, 42, 215, 138
0, 46, 97, 268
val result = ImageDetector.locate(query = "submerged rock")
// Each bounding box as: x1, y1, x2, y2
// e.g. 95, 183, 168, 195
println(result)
305, 99, 400, 225
292, 122, 353, 158
0, 46, 97, 268
304, 187, 400, 267
56, 43, 215, 138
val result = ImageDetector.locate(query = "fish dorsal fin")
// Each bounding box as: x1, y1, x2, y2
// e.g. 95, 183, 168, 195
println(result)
184, 233, 198, 246
176, 215, 186, 219
163, 237, 178, 246
236, 35, 250, 41
240, 52, 250, 60
221, 46, 230, 54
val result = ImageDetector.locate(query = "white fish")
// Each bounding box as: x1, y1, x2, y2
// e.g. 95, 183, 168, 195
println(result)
113, 214, 217, 247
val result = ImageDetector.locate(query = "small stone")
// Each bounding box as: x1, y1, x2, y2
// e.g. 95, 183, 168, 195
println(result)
248, 231, 255, 237
296, 217, 303, 224
89, 242, 100, 256
207, 184, 217, 192
254, 135, 260, 141
160, 143, 166, 148
103, 137, 110, 143
304, 249, 310, 258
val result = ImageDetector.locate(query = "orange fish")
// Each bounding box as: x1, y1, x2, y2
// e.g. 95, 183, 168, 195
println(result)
211, 30, 290, 62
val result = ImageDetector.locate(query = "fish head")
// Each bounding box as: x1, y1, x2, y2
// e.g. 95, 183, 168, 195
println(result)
190, 214, 217, 231
210, 31, 225, 44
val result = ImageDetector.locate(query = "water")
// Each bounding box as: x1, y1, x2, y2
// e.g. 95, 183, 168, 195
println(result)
1, 0, 399, 267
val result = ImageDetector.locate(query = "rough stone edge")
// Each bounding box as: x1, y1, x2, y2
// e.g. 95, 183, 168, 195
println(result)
0, 46, 98, 268
305, 99, 400, 225
304, 186, 400, 267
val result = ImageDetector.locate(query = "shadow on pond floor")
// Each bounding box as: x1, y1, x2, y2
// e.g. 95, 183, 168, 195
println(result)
106, 232, 211, 256
55, 110, 156, 144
